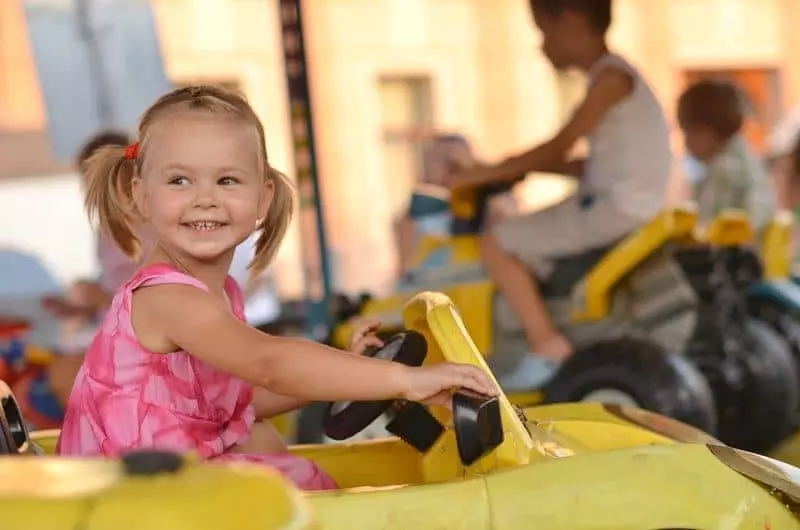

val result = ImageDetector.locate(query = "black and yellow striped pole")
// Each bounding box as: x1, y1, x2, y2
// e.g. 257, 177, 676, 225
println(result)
278, 0, 333, 340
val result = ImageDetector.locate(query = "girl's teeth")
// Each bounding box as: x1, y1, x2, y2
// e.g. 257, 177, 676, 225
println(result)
191, 221, 221, 230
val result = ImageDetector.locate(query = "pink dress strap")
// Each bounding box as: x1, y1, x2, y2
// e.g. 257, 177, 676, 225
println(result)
128, 263, 210, 291
128, 264, 246, 321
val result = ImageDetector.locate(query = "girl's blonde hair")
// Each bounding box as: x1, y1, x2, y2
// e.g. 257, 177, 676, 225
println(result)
84, 85, 295, 275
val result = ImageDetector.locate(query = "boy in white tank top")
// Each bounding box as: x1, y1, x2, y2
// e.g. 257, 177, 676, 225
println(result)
445, 0, 672, 362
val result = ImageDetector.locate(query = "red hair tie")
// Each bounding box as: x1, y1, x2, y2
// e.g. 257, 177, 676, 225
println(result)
124, 142, 139, 160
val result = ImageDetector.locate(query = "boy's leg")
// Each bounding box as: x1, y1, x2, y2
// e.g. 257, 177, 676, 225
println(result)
480, 232, 571, 359
485, 195, 641, 358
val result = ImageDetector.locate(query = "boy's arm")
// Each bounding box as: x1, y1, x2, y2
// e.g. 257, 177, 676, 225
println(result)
557, 158, 586, 177
449, 68, 634, 187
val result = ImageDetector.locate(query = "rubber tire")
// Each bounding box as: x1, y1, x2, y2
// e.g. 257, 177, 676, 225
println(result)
543, 337, 718, 435
750, 298, 800, 434
750, 298, 800, 378
717, 320, 799, 453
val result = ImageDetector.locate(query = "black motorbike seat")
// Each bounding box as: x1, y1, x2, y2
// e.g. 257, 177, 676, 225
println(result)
539, 239, 627, 298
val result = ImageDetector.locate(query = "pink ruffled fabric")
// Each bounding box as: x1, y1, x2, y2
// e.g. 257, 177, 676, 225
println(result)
56, 263, 336, 491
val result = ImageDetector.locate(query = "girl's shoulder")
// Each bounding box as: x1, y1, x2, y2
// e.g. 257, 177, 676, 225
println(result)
122, 263, 246, 320
125, 263, 210, 293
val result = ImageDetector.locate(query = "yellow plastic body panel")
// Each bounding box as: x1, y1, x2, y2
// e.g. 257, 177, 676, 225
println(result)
438, 280, 494, 355
25, 344, 56, 365
270, 412, 296, 439
409, 233, 482, 266
449, 186, 478, 220
310, 476, 491, 529
30, 429, 59, 454
24, 423, 800, 527
761, 210, 796, 280
292, 438, 422, 489
403, 292, 535, 473
704, 209, 757, 246
0, 456, 316, 530
484, 444, 800, 530
20, 290, 800, 528
333, 280, 494, 357
408, 235, 449, 269
507, 389, 545, 407
16, 443, 800, 530
769, 429, 800, 468
572, 206, 698, 322
29, 433, 427, 489
522, 402, 720, 450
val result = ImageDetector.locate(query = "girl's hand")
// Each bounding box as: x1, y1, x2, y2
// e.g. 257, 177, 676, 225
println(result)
347, 318, 384, 355
402, 363, 499, 407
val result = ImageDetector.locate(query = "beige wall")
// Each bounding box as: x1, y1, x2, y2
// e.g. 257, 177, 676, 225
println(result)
0, 1, 44, 129
3, 0, 800, 295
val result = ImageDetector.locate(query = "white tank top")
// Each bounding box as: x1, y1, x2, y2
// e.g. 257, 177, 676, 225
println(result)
582, 54, 673, 219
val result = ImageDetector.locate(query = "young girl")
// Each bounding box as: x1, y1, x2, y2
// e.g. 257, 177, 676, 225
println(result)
55, 85, 496, 491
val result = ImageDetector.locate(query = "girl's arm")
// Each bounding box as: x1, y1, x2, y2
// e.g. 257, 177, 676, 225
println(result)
135, 285, 492, 402
252, 387, 304, 419
251, 319, 383, 419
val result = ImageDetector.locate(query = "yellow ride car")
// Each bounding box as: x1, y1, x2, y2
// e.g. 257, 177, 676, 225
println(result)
4, 292, 800, 529
327, 179, 797, 454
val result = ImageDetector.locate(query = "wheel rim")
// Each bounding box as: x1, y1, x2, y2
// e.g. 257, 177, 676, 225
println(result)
581, 388, 640, 407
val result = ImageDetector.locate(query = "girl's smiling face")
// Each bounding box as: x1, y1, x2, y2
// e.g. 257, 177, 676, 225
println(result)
133, 113, 272, 267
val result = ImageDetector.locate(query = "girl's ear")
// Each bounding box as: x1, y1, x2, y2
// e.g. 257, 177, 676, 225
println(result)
258, 178, 275, 222
131, 176, 149, 220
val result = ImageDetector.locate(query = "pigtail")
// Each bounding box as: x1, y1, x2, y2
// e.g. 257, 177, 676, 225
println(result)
83, 145, 141, 259
249, 167, 296, 275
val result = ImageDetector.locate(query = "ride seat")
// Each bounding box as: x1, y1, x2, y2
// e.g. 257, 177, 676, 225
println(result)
540, 241, 625, 298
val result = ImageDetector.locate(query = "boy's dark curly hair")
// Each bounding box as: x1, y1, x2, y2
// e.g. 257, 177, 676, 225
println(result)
677, 80, 744, 141
529, 0, 613, 34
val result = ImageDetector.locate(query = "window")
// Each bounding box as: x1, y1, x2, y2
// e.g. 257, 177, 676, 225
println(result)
682, 69, 782, 153
377, 76, 433, 218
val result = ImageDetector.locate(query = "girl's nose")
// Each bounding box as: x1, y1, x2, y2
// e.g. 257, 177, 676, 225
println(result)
192, 183, 219, 208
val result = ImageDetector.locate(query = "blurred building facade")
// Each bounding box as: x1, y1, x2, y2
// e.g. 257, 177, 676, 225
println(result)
0, 0, 799, 296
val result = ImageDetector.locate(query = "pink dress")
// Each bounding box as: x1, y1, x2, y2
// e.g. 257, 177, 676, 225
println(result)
56, 263, 337, 491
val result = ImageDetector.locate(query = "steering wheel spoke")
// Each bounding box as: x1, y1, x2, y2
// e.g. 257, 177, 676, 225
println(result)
323, 331, 427, 441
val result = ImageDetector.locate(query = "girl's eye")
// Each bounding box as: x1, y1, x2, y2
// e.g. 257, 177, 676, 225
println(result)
219, 176, 239, 185
168, 175, 190, 186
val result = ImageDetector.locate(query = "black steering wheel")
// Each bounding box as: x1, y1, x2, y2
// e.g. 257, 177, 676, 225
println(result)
323, 331, 428, 441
